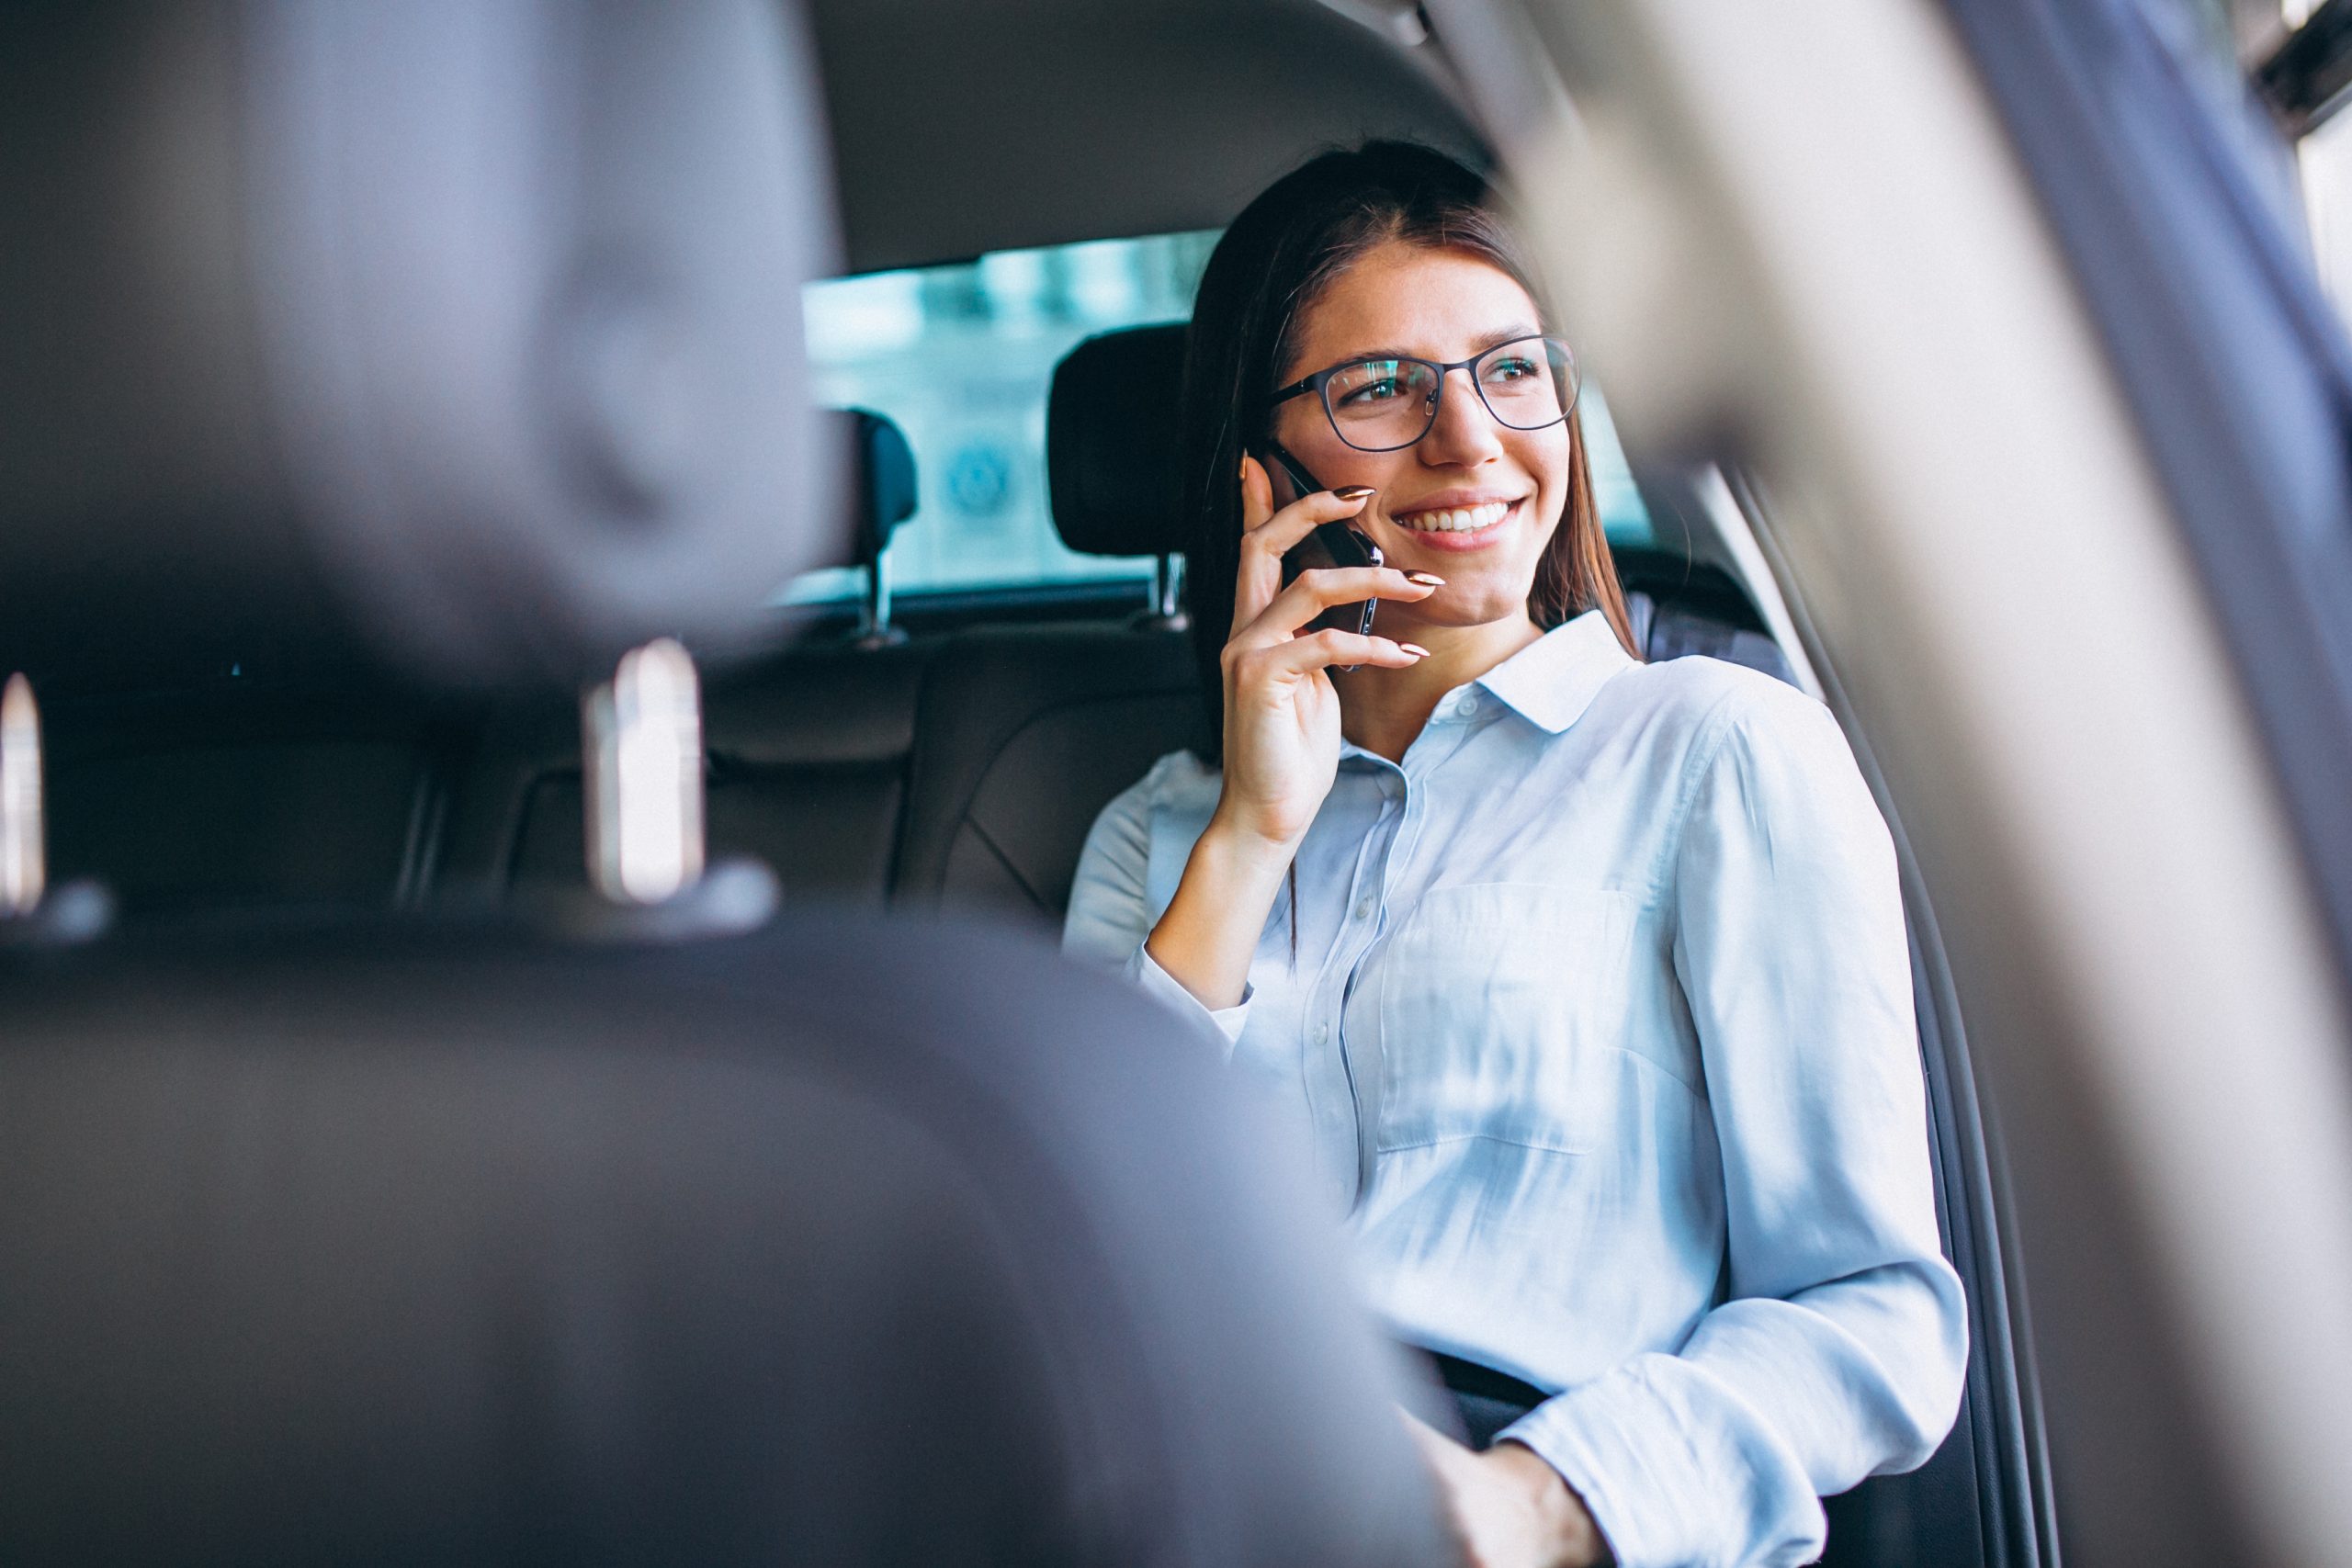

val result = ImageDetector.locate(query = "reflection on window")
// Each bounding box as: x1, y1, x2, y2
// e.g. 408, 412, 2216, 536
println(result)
796, 231, 1655, 604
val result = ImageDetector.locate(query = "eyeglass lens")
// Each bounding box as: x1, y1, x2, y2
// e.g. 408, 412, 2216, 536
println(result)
1319, 337, 1575, 453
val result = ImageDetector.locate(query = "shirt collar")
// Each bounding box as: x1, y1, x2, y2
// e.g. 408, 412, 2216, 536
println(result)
1474, 609, 1637, 734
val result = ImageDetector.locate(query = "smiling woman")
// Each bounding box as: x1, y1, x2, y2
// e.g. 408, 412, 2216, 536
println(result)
1064, 142, 1969, 1568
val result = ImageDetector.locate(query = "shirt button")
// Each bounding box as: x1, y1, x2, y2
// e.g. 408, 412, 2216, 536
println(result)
1459, 693, 1481, 716
1353, 899, 1374, 921
1314, 1022, 1329, 1044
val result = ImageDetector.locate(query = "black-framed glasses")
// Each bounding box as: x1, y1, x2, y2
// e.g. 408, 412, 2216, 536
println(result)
1266, 335, 1579, 453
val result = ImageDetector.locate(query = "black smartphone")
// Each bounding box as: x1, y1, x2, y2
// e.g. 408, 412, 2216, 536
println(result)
1259, 443, 1384, 668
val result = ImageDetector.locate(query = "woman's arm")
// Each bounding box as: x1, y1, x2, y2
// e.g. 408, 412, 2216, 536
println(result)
1502, 682, 1969, 1568
1064, 761, 1258, 1045
1142, 457, 1434, 1010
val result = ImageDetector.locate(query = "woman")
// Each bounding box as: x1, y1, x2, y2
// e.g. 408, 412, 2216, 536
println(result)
1064, 143, 1966, 1568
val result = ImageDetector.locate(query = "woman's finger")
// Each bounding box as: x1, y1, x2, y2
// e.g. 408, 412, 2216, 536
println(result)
1231, 456, 1280, 633
1236, 627, 1429, 682
1234, 566, 1442, 647
1239, 453, 1274, 534
1229, 470, 1377, 634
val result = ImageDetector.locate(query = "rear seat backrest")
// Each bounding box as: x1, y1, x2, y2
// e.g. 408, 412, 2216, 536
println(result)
435, 410, 930, 907
454, 640, 932, 905
45, 679, 473, 915
892, 326, 1206, 921
894, 624, 1201, 919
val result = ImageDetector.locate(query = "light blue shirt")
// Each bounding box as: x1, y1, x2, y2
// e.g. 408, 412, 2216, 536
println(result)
1063, 610, 1967, 1568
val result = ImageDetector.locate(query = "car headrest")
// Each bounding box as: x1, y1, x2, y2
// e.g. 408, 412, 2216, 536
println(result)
0, 0, 840, 692
831, 409, 918, 568
1047, 323, 1189, 558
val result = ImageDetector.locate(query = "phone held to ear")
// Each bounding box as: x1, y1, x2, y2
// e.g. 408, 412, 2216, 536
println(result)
1260, 444, 1383, 670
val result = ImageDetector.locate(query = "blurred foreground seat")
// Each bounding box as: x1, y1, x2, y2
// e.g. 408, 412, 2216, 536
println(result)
0, 915, 1444, 1564
0, 4, 1444, 1562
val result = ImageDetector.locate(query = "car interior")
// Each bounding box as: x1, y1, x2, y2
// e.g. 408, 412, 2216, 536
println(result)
4, 0, 2100, 1562
32, 0, 1800, 925
0, 3, 1484, 1562
39, 353, 1794, 928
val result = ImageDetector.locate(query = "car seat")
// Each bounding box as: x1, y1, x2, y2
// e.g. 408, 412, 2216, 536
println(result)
0, 5, 1446, 1562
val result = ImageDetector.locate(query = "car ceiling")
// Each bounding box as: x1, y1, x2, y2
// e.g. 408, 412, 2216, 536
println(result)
807, 0, 1487, 274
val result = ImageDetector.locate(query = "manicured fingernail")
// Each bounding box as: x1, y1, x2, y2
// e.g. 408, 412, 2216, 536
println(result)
1399, 642, 1431, 658
1239, 459, 1251, 481
1331, 485, 1376, 501
1404, 571, 1445, 587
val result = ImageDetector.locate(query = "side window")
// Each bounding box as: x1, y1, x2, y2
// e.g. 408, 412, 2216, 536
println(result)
1582, 389, 1655, 549
796, 232, 1654, 604
796, 232, 1216, 603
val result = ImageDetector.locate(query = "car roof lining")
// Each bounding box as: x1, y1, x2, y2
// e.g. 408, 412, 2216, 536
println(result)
808, 0, 1487, 274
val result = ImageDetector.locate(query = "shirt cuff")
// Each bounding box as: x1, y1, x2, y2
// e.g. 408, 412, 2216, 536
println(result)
1125, 944, 1252, 1054
1498, 1357, 1824, 1568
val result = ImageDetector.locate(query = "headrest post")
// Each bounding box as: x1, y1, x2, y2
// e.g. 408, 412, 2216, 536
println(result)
854, 552, 909, 649
1127, 553, 1190, 633
1155, 553, 1188, 626
0, 674, 109, 945
582, 639, 707, 906
1, 674, 44, 914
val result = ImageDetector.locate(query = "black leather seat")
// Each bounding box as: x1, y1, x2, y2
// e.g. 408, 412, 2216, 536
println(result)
40, 404, 921, 918
437, 410, 933, 908
0, 7, 1446, 1563
895, 621, 1202, 916
890, 326, 1199, 920
0, 912, 1447, 1566
42, 674, 475, 916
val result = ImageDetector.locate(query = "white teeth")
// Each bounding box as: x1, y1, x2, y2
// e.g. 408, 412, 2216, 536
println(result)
1398, 501, 1511, 533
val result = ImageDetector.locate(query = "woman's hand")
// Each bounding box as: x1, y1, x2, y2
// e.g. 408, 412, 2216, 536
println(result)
1402, 1413, 1611, 1568
1140, 457, 1435, 1009
1211, 455, 1436, 849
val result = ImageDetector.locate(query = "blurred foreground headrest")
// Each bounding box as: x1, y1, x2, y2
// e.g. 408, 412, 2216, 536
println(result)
1048, 323, 1189, 558
0, 0, 841, 691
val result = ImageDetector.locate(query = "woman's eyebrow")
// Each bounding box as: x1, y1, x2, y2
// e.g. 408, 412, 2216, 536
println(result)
1475, 324, 1545, 352
1329, 325, 1544, 363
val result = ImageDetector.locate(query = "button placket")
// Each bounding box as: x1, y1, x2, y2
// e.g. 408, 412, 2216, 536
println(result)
1299, 767, 1394, 1200
1325, 775, 1407, 1208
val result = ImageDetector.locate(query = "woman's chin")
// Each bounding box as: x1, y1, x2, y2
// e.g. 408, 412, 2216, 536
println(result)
1383, 583, 1536, 638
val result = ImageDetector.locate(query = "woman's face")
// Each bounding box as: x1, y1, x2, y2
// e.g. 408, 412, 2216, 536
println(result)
1269, 240, 1571, 634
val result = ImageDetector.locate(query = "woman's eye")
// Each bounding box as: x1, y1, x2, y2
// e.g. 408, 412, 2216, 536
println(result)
1337, 372, 1407, 405
1485, 355, 1541, 382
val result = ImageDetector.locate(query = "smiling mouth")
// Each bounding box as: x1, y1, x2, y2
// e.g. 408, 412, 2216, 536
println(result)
1393, 499, 1519, 534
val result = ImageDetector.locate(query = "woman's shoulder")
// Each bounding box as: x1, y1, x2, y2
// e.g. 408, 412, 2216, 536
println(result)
1136, 745, 1220, 800
1605, 652, 1831, 747
1093, 746, 1221, 830
1608, 655, 1880, 839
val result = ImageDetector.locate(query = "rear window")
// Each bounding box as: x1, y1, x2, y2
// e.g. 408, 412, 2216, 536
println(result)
795, 231, 1655, 603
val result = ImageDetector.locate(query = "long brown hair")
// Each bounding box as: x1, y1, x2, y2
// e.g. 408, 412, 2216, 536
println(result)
1179, 141, 1637, 761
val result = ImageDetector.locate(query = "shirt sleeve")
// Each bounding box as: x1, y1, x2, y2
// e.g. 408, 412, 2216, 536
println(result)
1064, 770, 1253, 1050
1500, 682, 1969, 1568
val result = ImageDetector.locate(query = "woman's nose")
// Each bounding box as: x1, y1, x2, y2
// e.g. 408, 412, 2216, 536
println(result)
1417, 367, 1507, 465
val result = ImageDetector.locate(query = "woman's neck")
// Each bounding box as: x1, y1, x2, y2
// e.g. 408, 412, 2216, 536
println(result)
1336, 612, 1544, 762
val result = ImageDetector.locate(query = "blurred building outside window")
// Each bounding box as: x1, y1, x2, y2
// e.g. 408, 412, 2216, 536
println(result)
792, 231, 1656, 605
2151, 0, 2352, 346
2274, 0, 2352, 321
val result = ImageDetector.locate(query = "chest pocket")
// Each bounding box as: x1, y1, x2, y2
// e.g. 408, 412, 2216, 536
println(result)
1373, 883, 1636, 1154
